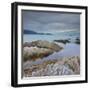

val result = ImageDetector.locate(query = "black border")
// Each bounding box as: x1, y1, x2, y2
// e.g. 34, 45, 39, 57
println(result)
11, 2, 88, 87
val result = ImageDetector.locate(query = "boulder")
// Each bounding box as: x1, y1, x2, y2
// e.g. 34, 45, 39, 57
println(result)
23, 46, 53, 61
23, 40, 63, 61
24, 40, 63, 52
54, 39, 70, 44
75, 38, 80, 44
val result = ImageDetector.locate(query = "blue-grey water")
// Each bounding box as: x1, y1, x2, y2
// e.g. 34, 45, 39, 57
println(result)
23, 30, 80, 43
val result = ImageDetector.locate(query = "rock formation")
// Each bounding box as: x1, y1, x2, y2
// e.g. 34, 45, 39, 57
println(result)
23, 40, 63, 61
23, 56, 80, 77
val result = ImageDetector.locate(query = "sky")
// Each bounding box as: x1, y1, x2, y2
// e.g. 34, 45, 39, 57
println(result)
22, 10, 80, 33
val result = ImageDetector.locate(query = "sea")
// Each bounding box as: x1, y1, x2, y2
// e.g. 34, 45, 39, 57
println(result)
23, 30, 80, 43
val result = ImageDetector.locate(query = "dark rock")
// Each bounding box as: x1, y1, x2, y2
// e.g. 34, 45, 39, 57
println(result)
54, 39, 70, 44
75, 38, 80, 44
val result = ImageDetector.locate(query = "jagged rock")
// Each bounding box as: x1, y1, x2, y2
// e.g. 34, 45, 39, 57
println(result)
63, 56, 80, 74
23, 56, 80, 77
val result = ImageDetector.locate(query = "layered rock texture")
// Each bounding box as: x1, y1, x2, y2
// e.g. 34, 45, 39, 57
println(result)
23, 40, 80, 77
23, 40, 63, 61
23, 56, 80, 77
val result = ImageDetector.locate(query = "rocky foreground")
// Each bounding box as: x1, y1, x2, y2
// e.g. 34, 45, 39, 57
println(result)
23, 56, 80, 77
23, 40, 80, 77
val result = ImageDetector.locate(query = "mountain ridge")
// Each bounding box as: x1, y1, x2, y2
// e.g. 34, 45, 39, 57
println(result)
24, 30, 52, 35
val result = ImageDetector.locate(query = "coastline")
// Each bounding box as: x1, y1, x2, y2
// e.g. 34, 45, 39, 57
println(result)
23, 40, 80, 77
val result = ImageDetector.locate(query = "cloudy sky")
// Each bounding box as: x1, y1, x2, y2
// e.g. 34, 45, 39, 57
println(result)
22, 10, 80, 33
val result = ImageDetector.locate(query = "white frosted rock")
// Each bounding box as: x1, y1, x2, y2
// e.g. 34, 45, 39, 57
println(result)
24, 56, 80, 77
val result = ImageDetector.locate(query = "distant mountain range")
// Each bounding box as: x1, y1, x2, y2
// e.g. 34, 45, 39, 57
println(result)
24, 30, 52, 35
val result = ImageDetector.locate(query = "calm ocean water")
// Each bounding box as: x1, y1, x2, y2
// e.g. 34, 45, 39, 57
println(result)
23, 30, 80, 43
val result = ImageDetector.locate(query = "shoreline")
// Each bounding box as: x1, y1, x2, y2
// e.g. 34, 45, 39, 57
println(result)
23, 40, 80, 77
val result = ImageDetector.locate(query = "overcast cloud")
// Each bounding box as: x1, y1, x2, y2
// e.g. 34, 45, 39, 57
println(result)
22, 10, 80, 33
